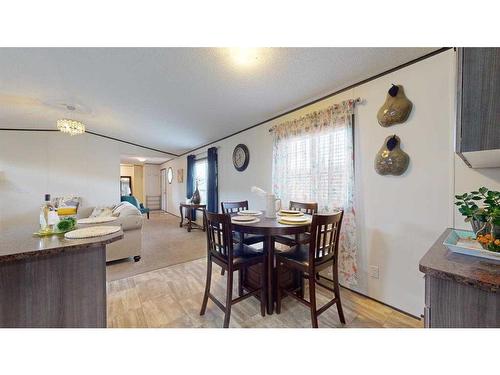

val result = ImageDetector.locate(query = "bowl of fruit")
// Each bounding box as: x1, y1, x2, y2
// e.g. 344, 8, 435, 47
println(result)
476, 233, 500, 253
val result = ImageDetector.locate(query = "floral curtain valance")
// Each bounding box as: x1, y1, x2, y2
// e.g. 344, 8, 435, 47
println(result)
271, 99, 355, 141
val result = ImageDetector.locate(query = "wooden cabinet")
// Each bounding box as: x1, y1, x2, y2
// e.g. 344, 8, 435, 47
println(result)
424, 275, 499, 328
456, 48, 500, 168
420, 229, 500, 328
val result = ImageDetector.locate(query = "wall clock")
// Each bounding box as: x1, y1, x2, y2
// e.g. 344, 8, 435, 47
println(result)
232, 144, 250, 172
167, 167, 173, 184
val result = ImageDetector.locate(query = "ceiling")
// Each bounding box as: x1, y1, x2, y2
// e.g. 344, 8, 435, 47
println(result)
120, 155, 171, 165
0, 48, 438, 155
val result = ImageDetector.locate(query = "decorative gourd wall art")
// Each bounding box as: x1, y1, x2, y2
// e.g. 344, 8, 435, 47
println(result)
377, 84, 413, 127
374, 135, 410, 176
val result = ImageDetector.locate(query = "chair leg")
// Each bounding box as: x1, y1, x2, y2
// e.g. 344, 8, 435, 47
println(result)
275, 260, 282, 314
223, 269, 233, 328
238, 269, 244, 297
333, 264, 346, 324
308, 271, 319, 328
147, 212, 150, 219
260, 259, 266, 317
200, 256, 212, 316
297, 271, 304, 298
221, 268, 225, 276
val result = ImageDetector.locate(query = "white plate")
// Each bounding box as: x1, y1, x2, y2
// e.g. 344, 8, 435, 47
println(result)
231, 215, 257, 222
232, 218, 260, 225
238, 210, 262, 216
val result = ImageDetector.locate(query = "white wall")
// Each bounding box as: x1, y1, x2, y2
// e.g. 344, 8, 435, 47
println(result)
161, 50, 468, 316
454, 155, 500, 229
0, 131, 168, 230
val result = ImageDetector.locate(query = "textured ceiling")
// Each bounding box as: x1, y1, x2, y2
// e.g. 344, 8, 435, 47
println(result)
0, 48, 438, 155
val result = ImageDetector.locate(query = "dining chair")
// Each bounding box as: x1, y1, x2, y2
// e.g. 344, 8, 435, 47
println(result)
200, 211, 266, 328
220, 201, 265, 282
275, 201, 318, 247
275, 211, 345, 328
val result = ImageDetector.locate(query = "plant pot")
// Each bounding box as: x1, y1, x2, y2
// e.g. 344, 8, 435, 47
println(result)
470, 218, 490, 236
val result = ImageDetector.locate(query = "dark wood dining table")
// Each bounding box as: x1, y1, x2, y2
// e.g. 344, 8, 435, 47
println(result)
231, 212, 311, 314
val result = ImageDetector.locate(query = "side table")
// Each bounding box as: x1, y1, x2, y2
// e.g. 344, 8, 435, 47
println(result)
179, 203, 206, 232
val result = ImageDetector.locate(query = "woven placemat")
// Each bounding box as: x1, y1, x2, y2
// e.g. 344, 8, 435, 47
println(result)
65, 225, 121, 239
77, 216, 117, 224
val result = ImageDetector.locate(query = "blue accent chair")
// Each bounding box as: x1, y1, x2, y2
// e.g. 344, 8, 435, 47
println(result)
121, 195, 150, 219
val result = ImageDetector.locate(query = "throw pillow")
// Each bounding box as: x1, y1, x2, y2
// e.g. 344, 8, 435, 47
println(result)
90, 206, 115, 218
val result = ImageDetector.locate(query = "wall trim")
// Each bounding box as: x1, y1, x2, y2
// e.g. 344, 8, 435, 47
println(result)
0, 128, 179, 157
177, 47, 452, 158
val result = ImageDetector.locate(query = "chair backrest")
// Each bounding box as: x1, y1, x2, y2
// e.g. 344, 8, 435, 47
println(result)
289, 201, 318, 215
308, 211, 344, 265
204, 211, 234, 263
221, 200, 249, 214
121, 195, 140, 209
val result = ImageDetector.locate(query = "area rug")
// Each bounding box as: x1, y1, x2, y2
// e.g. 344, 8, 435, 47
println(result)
106, 211, 207, 281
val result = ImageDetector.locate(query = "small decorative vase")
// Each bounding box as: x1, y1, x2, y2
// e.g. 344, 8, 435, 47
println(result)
470, 218, 489, 236
191, 181, 201, 204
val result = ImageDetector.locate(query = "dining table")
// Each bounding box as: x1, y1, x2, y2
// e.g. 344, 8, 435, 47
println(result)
230, 212, 311, 314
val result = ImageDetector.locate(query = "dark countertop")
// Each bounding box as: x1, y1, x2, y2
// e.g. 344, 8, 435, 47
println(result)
419, 228, 500, 293
0, 225, 123, 263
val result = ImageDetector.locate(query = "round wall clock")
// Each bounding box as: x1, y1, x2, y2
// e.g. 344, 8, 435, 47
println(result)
167, 167, 173, 184
232, 144, 250, 172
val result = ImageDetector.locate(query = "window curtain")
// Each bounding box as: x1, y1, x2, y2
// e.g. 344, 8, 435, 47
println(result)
207, 147, 219, 213
186, 154, 196, 219
271, 99, 358, 286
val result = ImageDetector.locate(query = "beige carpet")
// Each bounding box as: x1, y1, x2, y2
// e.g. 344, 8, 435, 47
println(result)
106, 211, 206, 281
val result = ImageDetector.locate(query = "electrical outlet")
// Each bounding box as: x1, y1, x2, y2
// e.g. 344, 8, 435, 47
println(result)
369, 265, 379, 279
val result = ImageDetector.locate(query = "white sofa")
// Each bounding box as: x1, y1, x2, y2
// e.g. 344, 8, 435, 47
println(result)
77, 202, 143, 262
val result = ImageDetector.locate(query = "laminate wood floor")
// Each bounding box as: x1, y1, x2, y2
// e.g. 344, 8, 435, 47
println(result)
107, 257, 423, 328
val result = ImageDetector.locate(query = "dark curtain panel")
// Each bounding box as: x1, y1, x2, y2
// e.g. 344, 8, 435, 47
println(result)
207, 147, 218, 213
186, 154, 196, 219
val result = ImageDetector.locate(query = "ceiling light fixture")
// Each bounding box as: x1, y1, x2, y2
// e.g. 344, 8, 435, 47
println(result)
229, 48, 260, 66
56, 118, 86, 136
137, 157, 146, 163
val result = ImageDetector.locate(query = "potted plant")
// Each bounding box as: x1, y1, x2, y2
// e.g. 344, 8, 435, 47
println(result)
455, 187, 500, 252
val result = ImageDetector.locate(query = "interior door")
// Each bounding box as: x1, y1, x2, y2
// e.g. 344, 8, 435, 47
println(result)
160, 168, 167, 211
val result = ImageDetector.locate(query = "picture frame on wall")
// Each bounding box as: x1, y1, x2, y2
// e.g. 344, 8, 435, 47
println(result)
177, 169, 184, 183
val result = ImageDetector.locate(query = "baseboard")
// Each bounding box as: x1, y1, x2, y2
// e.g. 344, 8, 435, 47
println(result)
339, 284, 421, 321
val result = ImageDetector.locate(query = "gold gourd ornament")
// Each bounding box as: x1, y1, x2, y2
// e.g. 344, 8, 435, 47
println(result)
374, 135, 409, 176
377, 84, 412, 127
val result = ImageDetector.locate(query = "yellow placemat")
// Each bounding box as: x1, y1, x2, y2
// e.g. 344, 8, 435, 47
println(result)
278, 218, 311, 225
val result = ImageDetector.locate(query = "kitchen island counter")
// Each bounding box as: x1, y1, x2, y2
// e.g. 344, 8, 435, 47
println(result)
0, 225, 123, 327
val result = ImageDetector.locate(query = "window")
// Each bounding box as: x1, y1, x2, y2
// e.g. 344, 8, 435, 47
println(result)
272, 102, 358, 286
194, 158, 208, 204
272, 115, 352, 213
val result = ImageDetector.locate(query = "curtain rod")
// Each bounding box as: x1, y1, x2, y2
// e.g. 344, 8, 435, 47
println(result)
191, 145, 221, 157
268, 97, 363, 133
